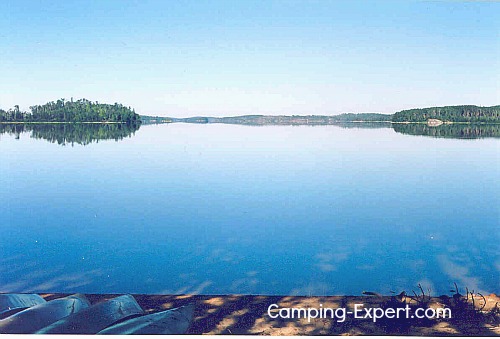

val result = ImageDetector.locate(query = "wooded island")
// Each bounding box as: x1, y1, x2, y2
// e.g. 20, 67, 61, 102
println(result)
0, 98, 140, 123
392, 105, 500, 123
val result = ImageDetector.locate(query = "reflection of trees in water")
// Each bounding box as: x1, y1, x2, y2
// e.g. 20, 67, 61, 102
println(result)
0, 123, 141, 146
393, 123, 500, 139
336, 122, 500, 138
332, 122, 500, 138
335, 122, 393, 129
2, 122, 498, 142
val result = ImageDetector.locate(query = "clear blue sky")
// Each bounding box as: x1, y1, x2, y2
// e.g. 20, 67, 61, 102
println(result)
1, 0, 499, 117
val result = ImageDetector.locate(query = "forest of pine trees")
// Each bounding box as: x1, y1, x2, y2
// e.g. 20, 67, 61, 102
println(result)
0, 98, 141, 123
392, 105, 500, 123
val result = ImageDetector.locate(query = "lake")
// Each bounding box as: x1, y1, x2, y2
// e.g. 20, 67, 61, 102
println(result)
0, 122, 498, 296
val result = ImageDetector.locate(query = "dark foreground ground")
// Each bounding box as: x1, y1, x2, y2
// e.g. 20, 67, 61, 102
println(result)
39, 293, 499, 336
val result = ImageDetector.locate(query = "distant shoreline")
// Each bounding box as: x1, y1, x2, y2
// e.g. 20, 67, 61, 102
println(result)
143, 119, 500, 126
3, 102, 499, 125
141, 105, 500, 125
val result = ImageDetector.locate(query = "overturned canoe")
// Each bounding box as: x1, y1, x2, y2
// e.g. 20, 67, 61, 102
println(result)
0, 294, 89, 334
98, 303, 195, 335
0, 294, 46, 319
37, 294, 144, 334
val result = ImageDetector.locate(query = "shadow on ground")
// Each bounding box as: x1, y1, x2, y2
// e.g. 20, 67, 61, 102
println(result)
41, 293, 499, 336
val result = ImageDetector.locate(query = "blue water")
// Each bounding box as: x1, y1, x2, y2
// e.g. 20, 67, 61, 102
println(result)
0, 123, 498, 295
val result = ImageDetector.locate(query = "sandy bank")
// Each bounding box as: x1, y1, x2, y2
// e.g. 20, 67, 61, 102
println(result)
37, 293, 499, 336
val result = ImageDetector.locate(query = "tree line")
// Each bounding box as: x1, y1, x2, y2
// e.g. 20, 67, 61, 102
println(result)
392, 105, 500, 123
166, 113, 394, 125
0, 98, 141, 123
2, 101, 498, 124
158, 106, 499, 125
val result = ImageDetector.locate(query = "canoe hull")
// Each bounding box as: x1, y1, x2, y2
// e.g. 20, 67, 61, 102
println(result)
0, 294, 46, 319
37, 294, 144, 334
0, 294, 89, 334
98, 304, 195, 335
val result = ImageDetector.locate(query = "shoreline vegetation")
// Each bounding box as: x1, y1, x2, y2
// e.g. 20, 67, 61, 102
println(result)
1, 100, 499, 141
142, 104, 500, 126
0, 98, 140, 124
1, 100, 498, 126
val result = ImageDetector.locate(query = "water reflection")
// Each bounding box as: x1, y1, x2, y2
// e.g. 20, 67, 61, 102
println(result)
0, 123, 140, 146
1, 122, 499, 144
335, 122, 393, 129
303, 122, 500, 138
393, 123, 500, 139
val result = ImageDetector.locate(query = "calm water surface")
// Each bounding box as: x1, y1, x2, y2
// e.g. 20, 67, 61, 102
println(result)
0, 123, 498, 295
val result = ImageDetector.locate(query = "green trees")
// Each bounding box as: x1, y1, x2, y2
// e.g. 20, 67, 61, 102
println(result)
331, 113, 393, 122
0, 98, 141, 123
140, 115, 173, 124
182, 113, 394, 125
2, 101, 499, 124
392, 105, 500, 123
